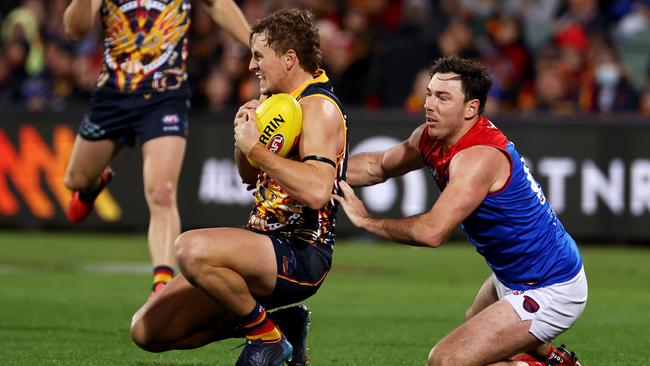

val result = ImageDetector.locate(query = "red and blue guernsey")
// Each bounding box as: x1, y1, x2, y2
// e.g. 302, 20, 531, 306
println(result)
419, 116, 582, 290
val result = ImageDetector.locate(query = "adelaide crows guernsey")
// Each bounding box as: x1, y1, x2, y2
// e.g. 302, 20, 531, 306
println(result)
247, 70, 348, 250
97, 0, 190, 95
419, 116, 582, 290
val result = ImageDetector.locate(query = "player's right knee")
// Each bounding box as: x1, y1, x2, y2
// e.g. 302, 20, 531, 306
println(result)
175, 232, 210, 282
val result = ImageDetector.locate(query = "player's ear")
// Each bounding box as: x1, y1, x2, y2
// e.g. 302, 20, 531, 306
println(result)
465, 99, 480, 119
285, 49, 297, 70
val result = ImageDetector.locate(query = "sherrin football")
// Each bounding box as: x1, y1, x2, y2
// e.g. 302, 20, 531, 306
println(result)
247, 93, 303, 168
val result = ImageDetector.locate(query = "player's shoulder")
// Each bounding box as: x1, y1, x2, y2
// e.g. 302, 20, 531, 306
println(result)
299, 94, 344, 125
452, 145, 509, 176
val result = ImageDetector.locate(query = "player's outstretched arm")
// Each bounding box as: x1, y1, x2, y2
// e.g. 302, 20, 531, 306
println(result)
202, 0, 251, 46
334, 146, 506, 247
346, 125, 424, 187
63, 0, 102, 41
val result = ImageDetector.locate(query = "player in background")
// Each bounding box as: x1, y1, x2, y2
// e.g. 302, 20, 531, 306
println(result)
130, 9, 348, 366
61, 0, 250, 298
333, 55, 587, 366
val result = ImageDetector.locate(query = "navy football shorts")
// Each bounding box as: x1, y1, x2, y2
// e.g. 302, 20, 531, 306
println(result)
77, 90, 189, 147
257, 232, 333, 309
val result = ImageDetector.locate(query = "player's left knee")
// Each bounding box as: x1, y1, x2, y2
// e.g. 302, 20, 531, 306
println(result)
145, 182, 176, 208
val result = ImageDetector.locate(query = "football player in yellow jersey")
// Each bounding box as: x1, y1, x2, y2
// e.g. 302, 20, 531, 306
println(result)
61, 0, 250, 298
131, 9, 348, 366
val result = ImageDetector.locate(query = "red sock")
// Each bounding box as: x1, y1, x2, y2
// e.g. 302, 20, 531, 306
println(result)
240, 303, 281, 342
152, 265, 174, 290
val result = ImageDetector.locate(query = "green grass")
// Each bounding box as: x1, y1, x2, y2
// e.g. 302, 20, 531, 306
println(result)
0, 231, 649, 365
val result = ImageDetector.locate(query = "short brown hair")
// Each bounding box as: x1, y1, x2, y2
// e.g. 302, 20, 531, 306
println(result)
250, 8, 321, 74
429, 56, 492, 115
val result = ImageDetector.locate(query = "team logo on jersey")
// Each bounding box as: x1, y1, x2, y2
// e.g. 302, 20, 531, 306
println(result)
522, 295, 540, 313
162, 114, 179, 124
102, 0, 189, 92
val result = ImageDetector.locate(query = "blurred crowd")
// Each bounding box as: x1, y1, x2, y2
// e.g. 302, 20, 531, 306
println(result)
1, 0, 650, 116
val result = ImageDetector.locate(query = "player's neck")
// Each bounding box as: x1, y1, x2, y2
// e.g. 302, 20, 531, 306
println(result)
284, 71, 315, 94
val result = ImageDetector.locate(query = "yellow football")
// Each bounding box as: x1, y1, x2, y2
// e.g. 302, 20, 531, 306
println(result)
247, 93, 303, 168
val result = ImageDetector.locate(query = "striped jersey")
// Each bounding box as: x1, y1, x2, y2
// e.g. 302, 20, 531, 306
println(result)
247, 70, 348, 250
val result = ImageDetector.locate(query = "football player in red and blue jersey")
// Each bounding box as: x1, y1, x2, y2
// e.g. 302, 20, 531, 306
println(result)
334, 55, 587, 366
62, 0, 250, 298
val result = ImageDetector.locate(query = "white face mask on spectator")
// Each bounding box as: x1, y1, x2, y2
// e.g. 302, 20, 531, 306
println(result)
595, 64, 621, 87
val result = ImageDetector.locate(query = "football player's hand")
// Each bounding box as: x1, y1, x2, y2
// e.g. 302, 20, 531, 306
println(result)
234, 117, 260, 155
332, 181, 370, 228
234, 100, 259, 127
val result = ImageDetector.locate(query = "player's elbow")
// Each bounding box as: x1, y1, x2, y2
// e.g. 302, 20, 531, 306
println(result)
421, 232, 445, 248
63, 13, 90, 41
63, 23, 88, 41
302, 191, 330, 211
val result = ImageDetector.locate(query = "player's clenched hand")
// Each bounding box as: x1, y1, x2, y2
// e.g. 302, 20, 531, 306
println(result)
234, 117, 260, 155
234, 99, 260, 127
332, 181, 370, 228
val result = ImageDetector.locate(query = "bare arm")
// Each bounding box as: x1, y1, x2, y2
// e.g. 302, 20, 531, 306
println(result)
334, 146, 510, 247
347, 125, 425, 187
236, 96, 345, 210
63, 0, 103, 41
202, 0, 251, 46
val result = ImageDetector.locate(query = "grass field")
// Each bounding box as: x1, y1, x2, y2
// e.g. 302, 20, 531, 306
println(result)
0, 231, 649, 365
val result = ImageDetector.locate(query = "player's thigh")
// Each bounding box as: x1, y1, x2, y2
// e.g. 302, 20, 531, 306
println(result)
432, 300, 542, 365
466, 274, 498, 319
132, 273, 236, 343
141, 136, 186, 188
65, 136, 120, 188
176, 227, 278, 296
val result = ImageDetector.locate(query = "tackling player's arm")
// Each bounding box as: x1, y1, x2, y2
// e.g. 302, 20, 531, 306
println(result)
347, 125, 425, 187
63, 0, 103, 41
244, 96, 344, 210
335, 146, 509, 247
201, 0, 251, 46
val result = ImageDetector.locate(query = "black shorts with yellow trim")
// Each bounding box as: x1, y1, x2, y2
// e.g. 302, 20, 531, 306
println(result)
258, 232, 333, 309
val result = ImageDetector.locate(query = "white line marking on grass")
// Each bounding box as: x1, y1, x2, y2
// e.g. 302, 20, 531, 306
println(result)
79, 262, 152, 273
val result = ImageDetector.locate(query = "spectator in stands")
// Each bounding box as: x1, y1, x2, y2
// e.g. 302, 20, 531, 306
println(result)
3, 38, 29, 103
533, 49, 577, 115
613, 0, 650, 91
203, 65, 234, 112
483, 13, 534, 113
639, 83, 650, 116
404, 68, 431, 115
1, 0, 45, 76
1, 0, 650, 116
554, 0, 611, 38
584, 44, 640, 113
